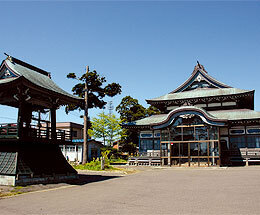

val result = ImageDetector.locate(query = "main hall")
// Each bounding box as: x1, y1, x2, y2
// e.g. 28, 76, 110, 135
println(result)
125, 62, 260, 166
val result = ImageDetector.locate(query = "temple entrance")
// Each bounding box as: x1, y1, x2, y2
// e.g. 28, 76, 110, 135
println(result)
170, 141, 219, 166
160, 115, 220, 166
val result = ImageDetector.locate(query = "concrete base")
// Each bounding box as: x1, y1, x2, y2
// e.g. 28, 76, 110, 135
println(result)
0, 174, 78, 186
16, 174, 78, 186
0, 175, 16, 186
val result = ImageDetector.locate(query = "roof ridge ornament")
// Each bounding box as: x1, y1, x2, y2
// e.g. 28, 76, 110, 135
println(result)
197, 60, 201, 69
193, 61, 207, 74
4, 53, 13, 63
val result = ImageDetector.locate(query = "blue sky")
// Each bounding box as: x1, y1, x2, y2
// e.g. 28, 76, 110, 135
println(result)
0, 1, 259, 124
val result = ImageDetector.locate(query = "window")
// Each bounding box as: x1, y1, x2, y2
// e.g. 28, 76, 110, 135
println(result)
199, 142, 207, 156
161, 130, 169, 141
209, 126, 218, 140
155, 132, 161, 137
195, 126, 208, 140
140, 139, 161, 152
247, 128, 260, 134
140, 133, 153, 138
66, 146, 75, 152
170, 127, 182, 141
154, 140, 160, 150
230, 136, 246, 148
72, 131, 78, 137
247, 136, 260, 148
229, 129, 245, 135
140, 139, 153, 152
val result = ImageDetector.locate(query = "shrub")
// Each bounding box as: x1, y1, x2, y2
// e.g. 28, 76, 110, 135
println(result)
73, 158, 117, 171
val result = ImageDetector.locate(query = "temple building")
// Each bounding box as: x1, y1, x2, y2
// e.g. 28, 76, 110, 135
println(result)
125, 63, 260, 167
0, 54, 83, 185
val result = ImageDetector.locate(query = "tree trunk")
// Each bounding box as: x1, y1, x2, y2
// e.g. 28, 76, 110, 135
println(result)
82, 66, 89, 164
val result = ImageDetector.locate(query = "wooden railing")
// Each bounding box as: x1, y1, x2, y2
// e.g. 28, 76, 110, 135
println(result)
136, 150, 161, 157
0, 123, 72, 142
223, 148, 260, 159
0, 124, 18, 138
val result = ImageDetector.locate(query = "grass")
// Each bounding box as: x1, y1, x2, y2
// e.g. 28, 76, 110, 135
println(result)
109, 158, 127, 163
72, 159, 120, 171
0, 186, 28, 198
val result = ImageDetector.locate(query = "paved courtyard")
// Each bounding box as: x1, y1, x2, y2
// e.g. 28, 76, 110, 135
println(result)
0, 166, 260, 214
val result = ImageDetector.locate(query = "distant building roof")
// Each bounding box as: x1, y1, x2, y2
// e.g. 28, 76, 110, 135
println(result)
56, 122, 83, 129
72, 139, 103, 146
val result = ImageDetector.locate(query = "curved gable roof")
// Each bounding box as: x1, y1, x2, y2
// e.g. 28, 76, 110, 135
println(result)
147, 63, 253, 104
171, 63, 231, 93
123, 106, 227, 129
0, 55, 82, 105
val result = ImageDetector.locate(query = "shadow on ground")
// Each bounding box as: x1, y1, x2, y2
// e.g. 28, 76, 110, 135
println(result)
0, 174, 121, 197
67, 174, 121, 186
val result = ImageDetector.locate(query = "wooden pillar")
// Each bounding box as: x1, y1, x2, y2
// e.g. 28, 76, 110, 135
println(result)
17, 101, 24, 140
152, 130, 155, 150
207, 142, 210, 167
83, 66, 89, 164
207, 128, 210, 166
167, 128, 171, 166
168, 143, 171, 166
218, 127, 221, 166
188, 143, 190, 167
198, 142, 200, 167
46, 122, 50, 139
244, 125, 248, 162
51, 108, 57, 140
37, 110, 41, 138
160, 130, 162, 165
179, 127, 183, 167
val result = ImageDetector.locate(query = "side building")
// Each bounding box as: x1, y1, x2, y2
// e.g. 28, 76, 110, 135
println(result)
124, 63, 260, 167
56, 122, 103, 163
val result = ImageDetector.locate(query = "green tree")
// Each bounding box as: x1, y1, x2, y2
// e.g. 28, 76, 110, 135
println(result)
107, 114, 126, 146
146, 105, 161, 116
66, 70, 121, 112
116, 96, 146, 122
116, 96, 160, 153
88, 112, 109, 145
89, 112, 125, 146
67, 69, 121, 163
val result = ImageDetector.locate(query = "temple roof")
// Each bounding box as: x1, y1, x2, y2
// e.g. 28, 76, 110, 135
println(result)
0, 55, 82, 106
147, 88, 253, 103
147, 63, 253, 104
209, 109, 260, 121
124, 107, 260, 128
171, 63, 231, 93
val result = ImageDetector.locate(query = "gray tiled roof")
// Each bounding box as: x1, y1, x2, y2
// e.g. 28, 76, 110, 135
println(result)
134, 114, 168, 126
0, 152, 17, 175
147, 88, 252, 102
131, 107, 260, 126
4, 59, 81, 101
0, 77, 19, 84
209, 109, 260, 121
